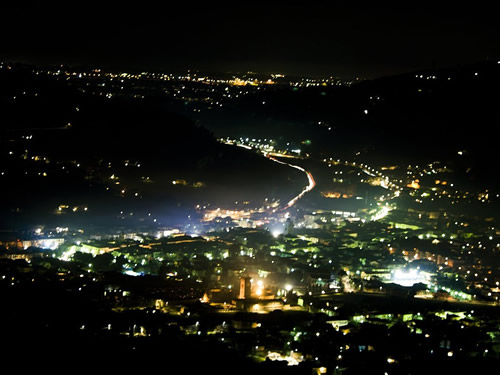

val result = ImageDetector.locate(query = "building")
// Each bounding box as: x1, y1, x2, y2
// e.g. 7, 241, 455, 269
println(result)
22, 238, 64, 250
239, 276, 252, 299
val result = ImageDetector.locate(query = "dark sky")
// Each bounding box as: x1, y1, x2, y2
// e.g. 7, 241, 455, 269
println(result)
2, 2, 500, 78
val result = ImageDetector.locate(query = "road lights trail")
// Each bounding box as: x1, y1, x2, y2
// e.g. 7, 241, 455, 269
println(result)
266, 155, 316, 210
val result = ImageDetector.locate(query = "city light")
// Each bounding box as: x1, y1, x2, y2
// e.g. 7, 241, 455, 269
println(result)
266, 352, 301, 366
392, 269, 431, 287
2, 29, 499, 372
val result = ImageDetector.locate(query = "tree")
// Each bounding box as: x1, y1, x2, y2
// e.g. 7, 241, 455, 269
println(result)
93, 253, 114, 271
72, 251, 93, 266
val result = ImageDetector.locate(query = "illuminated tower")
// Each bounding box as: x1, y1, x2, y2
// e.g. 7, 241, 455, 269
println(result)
239, 276, 252, 299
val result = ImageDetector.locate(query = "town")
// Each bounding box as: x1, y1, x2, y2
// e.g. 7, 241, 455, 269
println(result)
2, 157, 499, 372
2, 39, 500, 372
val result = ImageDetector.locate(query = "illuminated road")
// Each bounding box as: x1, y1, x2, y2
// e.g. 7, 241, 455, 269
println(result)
231, 140, 394, 217
226, 140, 316, 209
266, 155, 316, 210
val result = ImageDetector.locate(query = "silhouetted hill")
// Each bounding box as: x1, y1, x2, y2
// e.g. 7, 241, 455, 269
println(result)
354, 60, 500, 153
350, 60, 500, 185
0, 65, 304, 229
197, 60, 500, 187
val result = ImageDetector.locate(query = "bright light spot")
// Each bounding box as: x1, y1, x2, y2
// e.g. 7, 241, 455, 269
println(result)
272, 230, 281, 238
124, 270, 141, 277
266, 352, 300, 366
38, 239, 63, 250
392, 269, 430, 287
285, 284, 292, 292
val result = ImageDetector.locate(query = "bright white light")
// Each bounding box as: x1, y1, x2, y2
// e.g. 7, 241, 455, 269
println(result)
392, 269, 430, 287
285, 284, 292, 291
272, 230, 281, 238
124, 270, 141, 277
39, 239, 61, 250
266, 352, 300, 366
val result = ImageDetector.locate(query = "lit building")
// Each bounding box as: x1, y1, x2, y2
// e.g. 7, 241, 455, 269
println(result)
22, 238, 64, 250
239, 276, 252, 299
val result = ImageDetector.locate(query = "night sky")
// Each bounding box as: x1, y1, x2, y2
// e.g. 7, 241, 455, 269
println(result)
2, 2, 500, 79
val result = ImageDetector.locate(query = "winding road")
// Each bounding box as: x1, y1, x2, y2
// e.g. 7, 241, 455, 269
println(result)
265, 155, 316, 210
229, 141, 317, 210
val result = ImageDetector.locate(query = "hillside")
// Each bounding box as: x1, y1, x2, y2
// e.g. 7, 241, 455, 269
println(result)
196, 61, 500, 188
0, 65, 304, 229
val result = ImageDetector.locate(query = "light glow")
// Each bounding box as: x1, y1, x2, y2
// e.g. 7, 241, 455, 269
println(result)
272, 230, 282, 238
392, 268, 430, 287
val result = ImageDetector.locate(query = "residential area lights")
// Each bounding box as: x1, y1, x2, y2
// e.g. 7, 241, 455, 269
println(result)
3, 192, 499, 371
2, 61, 500, 372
